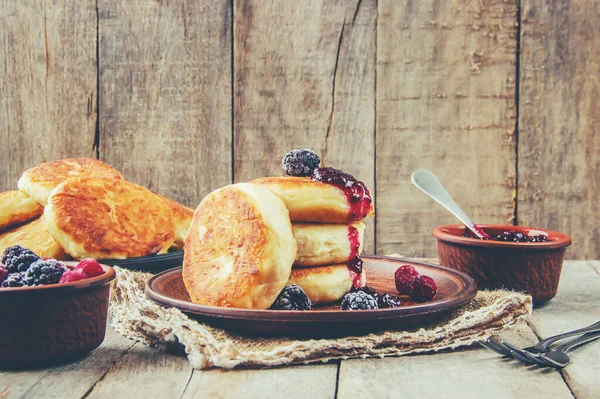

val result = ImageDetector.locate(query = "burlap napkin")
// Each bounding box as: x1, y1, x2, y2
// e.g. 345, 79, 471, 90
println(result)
109, 266, 532, 369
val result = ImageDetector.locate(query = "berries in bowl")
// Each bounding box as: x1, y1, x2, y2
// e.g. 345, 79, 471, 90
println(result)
433, 224, 571, 303
0, 245, 115, 368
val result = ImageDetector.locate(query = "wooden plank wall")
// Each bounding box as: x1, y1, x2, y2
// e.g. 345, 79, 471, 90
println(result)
0, 0, 598, 259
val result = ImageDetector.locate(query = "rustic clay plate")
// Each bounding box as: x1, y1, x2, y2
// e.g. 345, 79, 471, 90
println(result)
145, 255, 477, 337
102, 250, 184, 273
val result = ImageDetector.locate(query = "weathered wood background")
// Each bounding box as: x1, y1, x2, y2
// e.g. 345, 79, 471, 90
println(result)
0, 0, 598, 259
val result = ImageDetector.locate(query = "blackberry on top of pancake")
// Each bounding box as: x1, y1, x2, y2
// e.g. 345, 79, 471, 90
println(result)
183, 183, 296, 309
252, 150, 373, 223
18, 158, 123, 206
43, 177, 175, 260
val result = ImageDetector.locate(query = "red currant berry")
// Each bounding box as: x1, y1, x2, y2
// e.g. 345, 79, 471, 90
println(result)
76, 259, 105, 278
394, 265, 420, 295
59, 269, 88, 284
409, 275, 437, 302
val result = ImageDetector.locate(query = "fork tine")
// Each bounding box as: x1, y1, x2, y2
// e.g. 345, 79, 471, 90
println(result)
479, 340, 507, 356
521, 350, 554, 367
480, 338, 513, 357
501, 341, 540, 365
539, 354, 568, 369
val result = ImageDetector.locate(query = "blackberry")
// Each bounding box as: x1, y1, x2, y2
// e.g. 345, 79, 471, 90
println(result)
352, 285, 380, 301
0, 265, 7, 286
378, 293, 403, 308
22, 259, 67, 286
270, 285, 312, 310
1, 272, 26, 288
340, 291, 378, 310
282, 148, 320, 177
2, 245, 40, 274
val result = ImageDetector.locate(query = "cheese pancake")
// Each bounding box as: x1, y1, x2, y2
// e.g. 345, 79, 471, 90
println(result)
288, 264, 366, 305
292, 222, 365, 267
155, 193, 193, 250
0, 218, 69, 260
183, 183, 296, 309
0, 191, 43, 231
251, 176, 374, 223
43, 177, 175, 260
18, 158, 123, 206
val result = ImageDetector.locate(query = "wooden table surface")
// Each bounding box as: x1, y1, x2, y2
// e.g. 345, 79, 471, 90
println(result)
1, 260, 599, 399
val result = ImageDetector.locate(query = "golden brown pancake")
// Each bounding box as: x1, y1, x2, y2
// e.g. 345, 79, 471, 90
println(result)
43, 177, 175, 260
0, 218, 69, 260
292, 221, 365, 267
155, 193, 194, 250
183, 183, 296, 309
288, 264, 366, 305
0, 191, 44, 231
18, 158, 123, 205
251, 176, 374, 223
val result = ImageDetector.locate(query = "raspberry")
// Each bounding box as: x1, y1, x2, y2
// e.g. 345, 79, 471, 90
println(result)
59, 269, 88, 284
2, 245, 40, 274
76, 259, 105, 278
0, 265, 7, 286
282, 149, 321, 177
378, 293, 403, 308
394, 265, 420, 295
1, 272, 26, 287
409, 275, 437, 302
340, 291, 378, 310
22, 259, 67, 286
270, 285, 312, 310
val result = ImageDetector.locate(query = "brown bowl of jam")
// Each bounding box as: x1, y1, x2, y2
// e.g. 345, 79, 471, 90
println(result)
432, 224, 571, 304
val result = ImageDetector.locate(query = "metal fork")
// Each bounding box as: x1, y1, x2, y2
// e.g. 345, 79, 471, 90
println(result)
529, 332, 600, 368
480, 320, 600, 363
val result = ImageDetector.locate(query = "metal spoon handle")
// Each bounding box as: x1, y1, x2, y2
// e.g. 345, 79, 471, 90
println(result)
538, 320, 600, 347
411, 169, 489, 239
558, 331, 600, 353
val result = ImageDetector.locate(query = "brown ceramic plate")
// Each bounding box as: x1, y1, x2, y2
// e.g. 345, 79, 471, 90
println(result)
145, 255, 477, 337
0, 263, 115, 368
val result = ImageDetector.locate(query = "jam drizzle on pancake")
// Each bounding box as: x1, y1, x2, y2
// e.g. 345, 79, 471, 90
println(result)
311, 167, 372, 221
346, 256, 363, 289
347, 224, 360, 260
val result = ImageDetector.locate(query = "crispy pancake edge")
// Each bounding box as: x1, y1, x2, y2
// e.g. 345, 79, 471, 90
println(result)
183, 183, 296, 309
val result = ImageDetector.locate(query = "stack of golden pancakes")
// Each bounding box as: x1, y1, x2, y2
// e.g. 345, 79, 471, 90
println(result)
0, 158, 193, 261
183, 150, 374, 309
252, 169, 373, 305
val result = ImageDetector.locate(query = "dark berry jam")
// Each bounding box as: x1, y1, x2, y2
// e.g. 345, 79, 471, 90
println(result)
471, 224, 490, 239
346, 255, 364, 289
462, 229, 549, 243
347, 225, 360, 259
311, 167, 372, 221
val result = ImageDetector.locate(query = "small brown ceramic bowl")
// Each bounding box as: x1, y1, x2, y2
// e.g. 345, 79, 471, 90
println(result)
0, 263, 115, 369
433, 224, 571, 304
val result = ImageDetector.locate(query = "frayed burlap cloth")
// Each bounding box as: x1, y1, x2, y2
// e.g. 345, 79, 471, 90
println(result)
109, 266, 532, 369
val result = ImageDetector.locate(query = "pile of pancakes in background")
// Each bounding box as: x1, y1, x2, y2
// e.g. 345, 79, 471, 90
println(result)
0, 158, 193, 260
183, 157, 374, 310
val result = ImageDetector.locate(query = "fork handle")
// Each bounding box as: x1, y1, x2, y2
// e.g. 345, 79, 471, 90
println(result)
537, 320, 600, 347
556, 331, 600, 353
